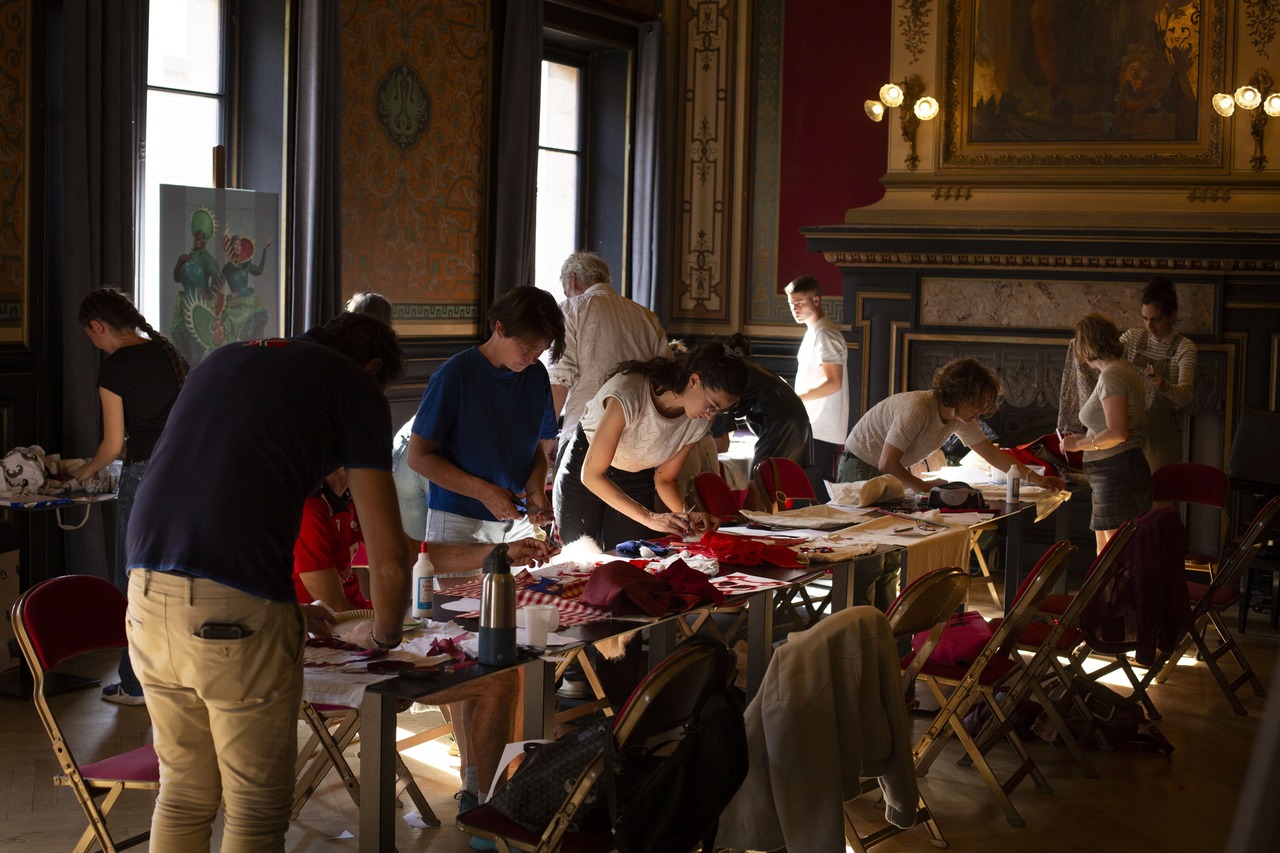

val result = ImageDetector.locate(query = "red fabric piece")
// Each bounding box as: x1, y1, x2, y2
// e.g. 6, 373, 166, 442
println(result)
674, 531, 805, 569
657, 558, 726, 609
581, 561, 678, 617
1011, 433, 1083, 480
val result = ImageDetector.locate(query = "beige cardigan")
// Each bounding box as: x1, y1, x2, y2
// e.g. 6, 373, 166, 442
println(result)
717, 606, 919, 852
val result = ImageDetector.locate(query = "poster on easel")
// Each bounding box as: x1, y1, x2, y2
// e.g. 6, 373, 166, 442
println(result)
159, 185, 281, 368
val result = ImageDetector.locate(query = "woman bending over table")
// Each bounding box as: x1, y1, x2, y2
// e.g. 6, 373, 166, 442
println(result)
554, 341, 749, 547
76, 288, 188, 705
837, 358, 1065, 495
1060, 314, 1152, 553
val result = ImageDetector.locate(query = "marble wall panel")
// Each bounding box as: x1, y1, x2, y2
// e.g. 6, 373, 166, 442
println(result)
920, 278, 1215, 335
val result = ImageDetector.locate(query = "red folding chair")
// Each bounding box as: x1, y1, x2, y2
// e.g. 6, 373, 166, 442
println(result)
753, 456, 818, 513
1152, 462, 1231, 581
1153, 495, 1279, 715
690, 470, 744, 522
12, 575, 160, 852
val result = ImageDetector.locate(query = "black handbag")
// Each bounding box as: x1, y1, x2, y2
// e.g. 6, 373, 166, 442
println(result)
927, 481, 986, 510
487, 722, 612, 834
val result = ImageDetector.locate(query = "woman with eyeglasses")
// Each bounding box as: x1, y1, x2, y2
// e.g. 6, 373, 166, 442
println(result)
553, 340, 749, 546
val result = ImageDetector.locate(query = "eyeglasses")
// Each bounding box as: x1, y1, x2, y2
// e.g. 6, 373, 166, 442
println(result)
702, 389, 730, 415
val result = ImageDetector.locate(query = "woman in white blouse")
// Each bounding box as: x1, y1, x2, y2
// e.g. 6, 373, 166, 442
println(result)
553, 342, 748, 546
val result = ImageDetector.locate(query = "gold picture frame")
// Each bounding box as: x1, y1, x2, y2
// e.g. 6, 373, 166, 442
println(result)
940, 0, 1227, 170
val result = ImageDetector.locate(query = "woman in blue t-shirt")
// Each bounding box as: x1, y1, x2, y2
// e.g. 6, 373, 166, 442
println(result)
75, 288, 188, 704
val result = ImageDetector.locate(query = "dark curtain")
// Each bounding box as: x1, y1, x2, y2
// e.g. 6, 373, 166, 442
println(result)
288, 0, 344, 332
630, 21, 668, 321
490, 0, 542, 297
57, 0, 145, 580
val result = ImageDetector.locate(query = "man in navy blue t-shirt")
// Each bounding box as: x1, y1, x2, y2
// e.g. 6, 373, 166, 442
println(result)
125, 313, 411, 850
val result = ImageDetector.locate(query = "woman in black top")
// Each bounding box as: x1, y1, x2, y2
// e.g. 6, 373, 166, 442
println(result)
76, 289, 188, 704
714, 333, 813, 471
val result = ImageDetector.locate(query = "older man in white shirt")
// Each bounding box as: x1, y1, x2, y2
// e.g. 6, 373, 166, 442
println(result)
548, 251, 671, 465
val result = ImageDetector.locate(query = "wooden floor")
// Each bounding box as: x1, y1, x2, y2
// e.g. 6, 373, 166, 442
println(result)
2, 604, 1276, 852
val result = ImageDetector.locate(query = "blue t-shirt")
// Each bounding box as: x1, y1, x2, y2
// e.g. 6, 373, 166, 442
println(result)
412, 347, 556, 521
127, 338, 393, 601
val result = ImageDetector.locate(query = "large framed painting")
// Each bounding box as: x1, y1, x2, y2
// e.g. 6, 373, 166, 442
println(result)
941, 0, 1226, 169
160, 185, 280, 368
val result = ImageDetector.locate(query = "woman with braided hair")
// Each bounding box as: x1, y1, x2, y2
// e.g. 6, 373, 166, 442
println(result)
76, 287, 188, 705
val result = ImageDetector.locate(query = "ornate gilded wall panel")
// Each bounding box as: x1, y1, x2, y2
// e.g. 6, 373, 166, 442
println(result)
340, 0, 488, 333
0, 0, 28, 344
672, 0, 737, 321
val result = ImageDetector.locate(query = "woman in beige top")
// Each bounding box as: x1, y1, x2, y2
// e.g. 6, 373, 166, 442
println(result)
553, 341, 748, 546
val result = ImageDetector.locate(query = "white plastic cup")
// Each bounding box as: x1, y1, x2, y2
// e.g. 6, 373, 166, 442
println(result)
521, 604, 559, 648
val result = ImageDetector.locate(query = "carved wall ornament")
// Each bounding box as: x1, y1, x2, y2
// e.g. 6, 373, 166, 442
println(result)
931, 185, 972, 200
375, 62, 432, 151
898, 0, 933, 65
1246, 0, 1280, 58
1186, 186, 1232, 202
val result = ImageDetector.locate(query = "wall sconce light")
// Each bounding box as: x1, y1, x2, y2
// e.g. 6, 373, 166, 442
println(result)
1212, 68, 1276, 171
864, 74, 938, 171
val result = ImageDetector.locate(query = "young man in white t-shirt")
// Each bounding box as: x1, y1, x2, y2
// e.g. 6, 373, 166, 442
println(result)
785, 275, 849, 499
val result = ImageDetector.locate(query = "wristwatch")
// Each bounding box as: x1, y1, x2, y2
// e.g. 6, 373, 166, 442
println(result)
369, 626, 400, 650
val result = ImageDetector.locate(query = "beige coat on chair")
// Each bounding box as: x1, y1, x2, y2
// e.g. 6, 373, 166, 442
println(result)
717, 606, 919, 852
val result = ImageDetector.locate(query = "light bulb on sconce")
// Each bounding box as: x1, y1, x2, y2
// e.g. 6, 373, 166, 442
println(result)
913, 96, 940, 121
1234, 85, 1263, 110
865, 75, 937, 171
1211, 92, 1236, 117
879, 83, 905, 108
1265, 92, 1280, 117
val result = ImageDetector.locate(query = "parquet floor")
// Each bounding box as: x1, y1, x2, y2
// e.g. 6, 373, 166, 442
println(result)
2, 604, 1276, 852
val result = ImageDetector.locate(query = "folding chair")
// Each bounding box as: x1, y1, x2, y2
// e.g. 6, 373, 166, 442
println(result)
1066, 507, 1191, 722
910, 540, 1076, 827
885, 567, 971, 694
984, 522, 1137, 778
1152, 462, 1231, 581
458, 637, 732, 852
753, 456, 817, 513
1153, 495, 1279, 715
292, 700, 438, 826
12, 575, 160, 853
838, 570, 969, 851
689, 470, 744, 523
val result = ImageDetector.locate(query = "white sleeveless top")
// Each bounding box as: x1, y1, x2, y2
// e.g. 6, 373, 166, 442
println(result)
579, 372, 711, 472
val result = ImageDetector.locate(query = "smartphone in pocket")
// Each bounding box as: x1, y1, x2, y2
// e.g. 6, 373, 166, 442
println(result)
198, 622, 246, 640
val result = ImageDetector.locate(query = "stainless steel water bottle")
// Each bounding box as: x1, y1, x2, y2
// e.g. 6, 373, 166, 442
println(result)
478, 544, 517, 665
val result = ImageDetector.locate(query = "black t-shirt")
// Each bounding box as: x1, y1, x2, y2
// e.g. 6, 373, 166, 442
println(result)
712, 361, 811, 455
127, 337, 393, 601
97, 341, 182, 462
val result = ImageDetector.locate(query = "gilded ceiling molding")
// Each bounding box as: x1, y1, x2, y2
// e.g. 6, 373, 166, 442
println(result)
1246, 0, 1279, 58
931, 185, 972, 200
823, 252, 1280, 272
898, 0, 932, 65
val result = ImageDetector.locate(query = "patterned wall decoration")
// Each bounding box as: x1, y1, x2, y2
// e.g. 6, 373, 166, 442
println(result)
340, 0, 488, 330
897, 0, 933, 65
0, 0, 27, 343
1246, 0, 1279, 57
673, 0, 737, 321
747, 0, 789, 326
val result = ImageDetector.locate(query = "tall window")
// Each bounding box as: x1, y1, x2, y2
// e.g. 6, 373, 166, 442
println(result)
534, 59, 583, 297
140, 0, 225, 319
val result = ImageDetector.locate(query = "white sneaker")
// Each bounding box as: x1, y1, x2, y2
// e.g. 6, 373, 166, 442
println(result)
101, 683, 145, 706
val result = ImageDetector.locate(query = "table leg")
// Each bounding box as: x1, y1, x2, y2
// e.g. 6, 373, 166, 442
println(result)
746, 589, 776, 699
1002, 506, 1029, 615
647, 618, 678, 669
524, 658, 555, 739
358, 690, 397, 852
829, 558, 854, 613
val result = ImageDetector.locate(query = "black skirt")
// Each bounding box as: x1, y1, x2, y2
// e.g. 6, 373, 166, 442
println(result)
1084, 446, 1153, 531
